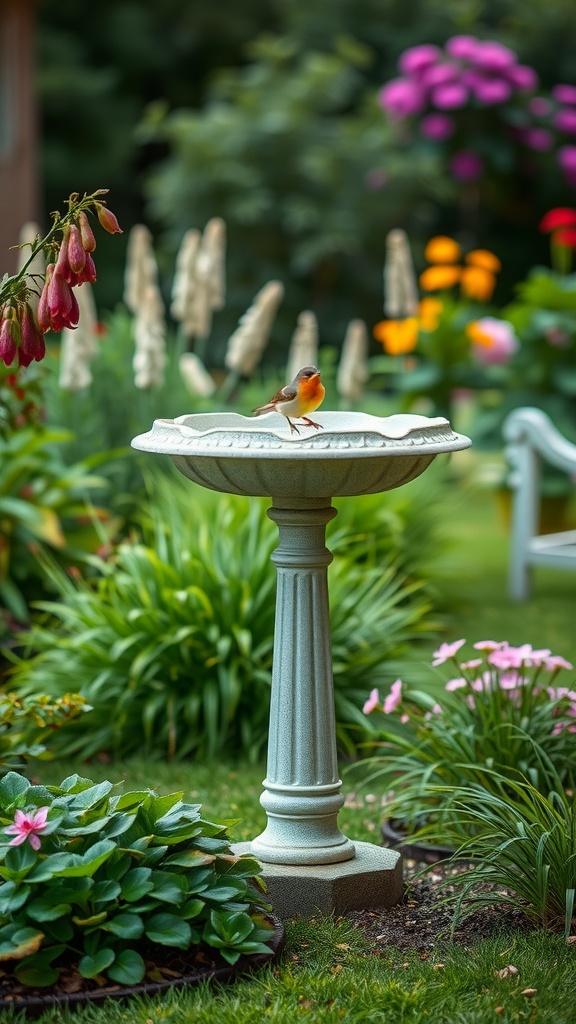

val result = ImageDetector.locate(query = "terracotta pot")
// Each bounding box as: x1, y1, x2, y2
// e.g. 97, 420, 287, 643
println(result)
381, 819, 454, 865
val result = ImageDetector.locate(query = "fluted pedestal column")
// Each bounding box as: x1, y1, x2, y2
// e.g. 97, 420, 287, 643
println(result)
250, 499, 355, 865
236, 496, 402, 916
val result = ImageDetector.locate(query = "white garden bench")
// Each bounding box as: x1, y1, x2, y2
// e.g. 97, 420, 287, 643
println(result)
503, 407, 576, 601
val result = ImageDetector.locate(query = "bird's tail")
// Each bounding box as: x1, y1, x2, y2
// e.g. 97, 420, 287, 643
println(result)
252, 403, 275, 415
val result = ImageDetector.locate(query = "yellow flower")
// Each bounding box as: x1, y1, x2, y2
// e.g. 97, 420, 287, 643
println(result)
465, 249, 501, 273
460, 265, 496, 301
373, 317, 419, 355
419, 265, 461, 292
424, 236, 462, 263
418, 297, 443, 331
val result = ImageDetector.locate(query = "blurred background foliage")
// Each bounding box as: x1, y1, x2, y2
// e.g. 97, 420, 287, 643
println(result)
37, 0, 576, 363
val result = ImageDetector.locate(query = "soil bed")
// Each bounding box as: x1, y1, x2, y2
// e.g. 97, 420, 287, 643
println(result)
346, 861, 533, 952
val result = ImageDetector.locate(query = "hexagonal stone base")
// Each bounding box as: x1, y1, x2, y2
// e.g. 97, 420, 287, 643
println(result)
233, 840, 403, 920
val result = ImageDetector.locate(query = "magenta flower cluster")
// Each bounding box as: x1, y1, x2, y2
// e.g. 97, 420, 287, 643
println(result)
379, 36, 576, 186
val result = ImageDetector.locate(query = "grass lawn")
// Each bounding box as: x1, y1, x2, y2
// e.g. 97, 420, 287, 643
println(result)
12, 461, 576, 1022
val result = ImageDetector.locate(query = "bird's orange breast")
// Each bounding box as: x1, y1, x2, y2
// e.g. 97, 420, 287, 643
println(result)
299, 375, 325, 406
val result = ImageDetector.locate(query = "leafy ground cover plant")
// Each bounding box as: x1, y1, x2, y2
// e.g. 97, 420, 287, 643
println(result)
6, 472, 443, 761
0, 771, 274, 988
357, 638, 576, 837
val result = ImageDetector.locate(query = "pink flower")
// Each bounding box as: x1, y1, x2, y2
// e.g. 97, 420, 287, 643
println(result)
473, 640, 504, 651
553, 84, 576, 106
472, 40, 517, 72
379, 78, 425, 120
545, 655, 574, 672
432, 639, 466, 666
449, 150, 484, 180
421, 64, 460, 90
398, 44, 442, 77
523, 127, 554, 151
431, 82, 469, 109
557, 145, 576, 172
469, 318, 519, 366
445, 677, 467, 691
4, 807, 50, 851
445, 35, 481, 62
420, 113, 455, 140
528, 97, 552, 117
363, 688, 380, 715
555, 109, 576, 134
473, 77, 512, 105
499, 671, 523, 690
383, 679, 403, 714
460, 659, 483, 669
505, 64, 538, 91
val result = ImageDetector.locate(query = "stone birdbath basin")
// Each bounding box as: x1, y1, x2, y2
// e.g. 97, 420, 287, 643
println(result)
132, 410, 471, 918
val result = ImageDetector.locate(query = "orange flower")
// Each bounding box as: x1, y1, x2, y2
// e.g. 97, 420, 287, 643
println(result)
418, 297, 443, 331
465, 249, 501, 273
419, 265, 461, 292
465, 321, 494, 347
373, 317, 419, 355
424, 236, 462, 263
460, 265, 496, 301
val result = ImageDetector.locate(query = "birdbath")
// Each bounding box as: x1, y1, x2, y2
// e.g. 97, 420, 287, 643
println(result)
132, 410, 471, 918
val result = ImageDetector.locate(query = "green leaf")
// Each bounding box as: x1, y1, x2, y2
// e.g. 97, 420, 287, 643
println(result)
0, 882, 30, 915
78, 947, 115, 979
103, 912, 144, 940
0, 772, 30, 807
0, 927, 45, 962
72, 911, 108, 927
27, 897, 71, 922
91, 879, 122, 903
164, 850, 216, 868
120, 867, 154, 902
145, 912, 191, 949
149, 870, 188, 904
42, 839, 115, 878
107, 948, 146, 986
180, 898, 205, 920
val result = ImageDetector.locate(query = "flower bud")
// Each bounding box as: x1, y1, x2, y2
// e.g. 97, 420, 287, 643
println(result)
19, 303, 46, 364
78, 210, 96, 252
67, 224, 86, 274
55, 227, 72, 283
94, 203, 122, 234
47, 270, 73, 320
37, 265, 54, 332
0, 315, 18, 366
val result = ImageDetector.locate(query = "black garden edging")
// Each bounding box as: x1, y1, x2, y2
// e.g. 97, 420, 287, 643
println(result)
0, 914, 285, 1016
381, 819, 455, 865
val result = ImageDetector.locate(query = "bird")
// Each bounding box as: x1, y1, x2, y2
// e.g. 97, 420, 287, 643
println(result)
252, 365, 325, 435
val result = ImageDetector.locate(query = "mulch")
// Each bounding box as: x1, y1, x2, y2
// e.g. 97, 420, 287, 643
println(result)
346, 860, 534, 952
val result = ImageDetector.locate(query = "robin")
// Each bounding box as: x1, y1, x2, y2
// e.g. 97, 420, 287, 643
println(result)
252, 365, 325, 435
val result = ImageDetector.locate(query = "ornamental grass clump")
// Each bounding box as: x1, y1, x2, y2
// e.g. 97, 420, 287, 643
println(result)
0, 771, 274, 988
426, 765, 576, 939
359, 638, 576, 840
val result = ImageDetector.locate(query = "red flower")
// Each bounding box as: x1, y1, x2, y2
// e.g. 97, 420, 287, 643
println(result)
539, 208, 576, 232
554, 227, 576, 247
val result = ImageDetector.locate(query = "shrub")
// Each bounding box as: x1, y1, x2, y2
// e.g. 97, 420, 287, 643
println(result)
0, 422, 117, 634
0, 771, 274, 987
0, 693, 88, 777
6, 470, 444, 761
